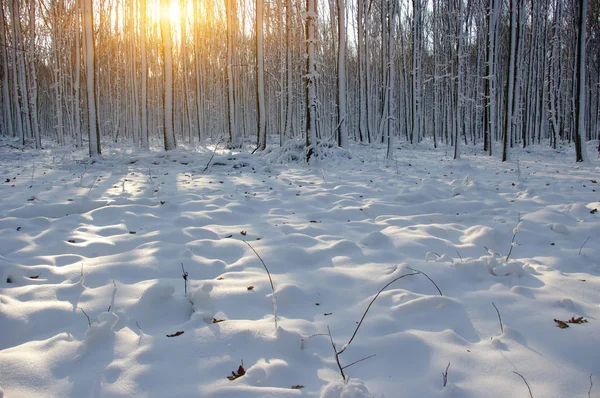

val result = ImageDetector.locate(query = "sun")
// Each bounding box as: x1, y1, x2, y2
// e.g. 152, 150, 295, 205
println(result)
155, 0, 182, 26
166, 2, 181, 25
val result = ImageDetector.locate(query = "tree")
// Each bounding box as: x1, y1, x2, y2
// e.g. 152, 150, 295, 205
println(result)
502, 0, 519, 162
160, 0, 176, 151
83, 0, 101, 157
140, 0, 149, 149
336, 0, 348, 148
256, 0, 266, 151
574, 0, 588, 162
305, 0, 317, 161
226, 0, 237, 147
0, 3, 14, 138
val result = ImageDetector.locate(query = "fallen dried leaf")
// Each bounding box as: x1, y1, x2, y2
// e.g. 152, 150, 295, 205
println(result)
247, 286, 254, 291
567, 316, 588, 324
216, 276, 225, 280
166, 331, 184, 337
29, 275, 39, 279
67, 239, 76, 243
554, 319, 569, 329
227, 363, 246, 380
240, 230, 247, 236
591, 209, 598, 214
212, 318, 225, 323
129, 231, 136, 234
291, 385, 304, 389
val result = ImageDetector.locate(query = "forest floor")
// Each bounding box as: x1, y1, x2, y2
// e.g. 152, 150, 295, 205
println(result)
0, 138, 599, 397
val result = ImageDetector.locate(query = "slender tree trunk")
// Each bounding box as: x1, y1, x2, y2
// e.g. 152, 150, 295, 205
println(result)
83, 0, 101, 156
574, 0, 588, 162
256, 0, 267, 150
0, 4, 14, 138
337, 0, 348, 148
161, 0, 176, 151
283, 0, 293, 143
502, 0, 519, 162
306, 0, 317, 161
140, 0, 149, 148
226, 0, 236, 147
74, 0, 82, 148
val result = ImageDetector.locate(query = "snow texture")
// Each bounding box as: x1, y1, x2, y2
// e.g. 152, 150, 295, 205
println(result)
0, 138, 599, 397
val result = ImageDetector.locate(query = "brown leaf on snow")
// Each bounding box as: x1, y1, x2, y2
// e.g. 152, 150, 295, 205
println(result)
566, 316, 588, 324
291, 385, 305, 389
67, 239, 76, 243
554, 319, 569, 329
590, 209, 598, 214
247, 286, 254, 291
227, 363, 246, 381
29, 275, 39, 279
212, 318, 225, 323
216, 276, 225, 280
240, 230, 247, 236
166, 331, 184, 337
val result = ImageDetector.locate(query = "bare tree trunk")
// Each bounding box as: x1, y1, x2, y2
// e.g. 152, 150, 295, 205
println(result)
161, 0, 176, 151
74, 0, 82, 148
0, 4, 14, 138
140, 0, 149, 148
256, 0, 267, 151
306, 0, 317, 161
574, 0, 588, 162
28, 0, 40, 148
83, 0, 101, 156
502, 0, 519, 162
337, 0, 348, 148
283, 0, 293, 143
226, 0, 237, 147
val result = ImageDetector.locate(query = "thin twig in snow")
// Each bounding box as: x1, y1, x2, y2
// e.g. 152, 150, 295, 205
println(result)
327, 326, 346, 380
77, 307, 92, 327
442, 362, 451, 387
589, 373, 594, 398
181, 263, 189, 296
513, 371, 533, 398
341, 354, 376, 370
506, 213, 521, 261
579, 237, 591, 255
337, 271, 420, 356
243, 240, 277, 329
407, 267, 443, 296
492, 302, 504, 334
202, 140, 221, 173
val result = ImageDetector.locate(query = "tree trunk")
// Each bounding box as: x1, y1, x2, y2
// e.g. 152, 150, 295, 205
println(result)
305, 0, 317, 161
83, 0, 101, 156
574, 0, 588, 162
256, 0, 267, 151
337, 0, 348, 148
161, 0, 176, 151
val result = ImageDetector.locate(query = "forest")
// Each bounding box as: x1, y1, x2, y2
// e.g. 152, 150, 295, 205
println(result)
0, 0, 598, 161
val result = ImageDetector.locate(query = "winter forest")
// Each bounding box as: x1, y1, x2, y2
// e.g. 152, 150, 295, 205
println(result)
0, 0, 598, 160
2, 1, 600, 397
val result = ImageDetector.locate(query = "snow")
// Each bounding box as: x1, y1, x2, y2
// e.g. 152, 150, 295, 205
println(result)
1, 138, 599, 397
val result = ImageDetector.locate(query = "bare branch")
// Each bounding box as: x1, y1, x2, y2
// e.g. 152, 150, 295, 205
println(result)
341, 354, 376, 370
338, 271, 420, 356
407, 267, 443, 296
513, 371, 533, 398
327, 326, 346, 380
244, 240, 277, 329
442, 362, 451, 387
77, 307, 92, 327
492, 302, 504, 334
579, 236, 591, 255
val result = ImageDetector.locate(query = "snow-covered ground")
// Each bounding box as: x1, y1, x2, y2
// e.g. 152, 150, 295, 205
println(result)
0, 139, 599, 397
